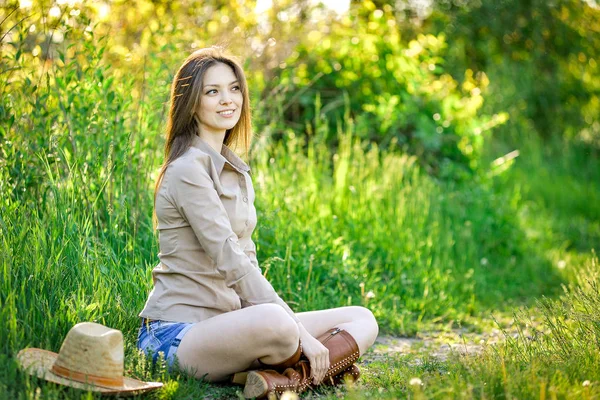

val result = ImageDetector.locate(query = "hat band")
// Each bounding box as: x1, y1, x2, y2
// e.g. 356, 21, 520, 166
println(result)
51, 363, 125, 389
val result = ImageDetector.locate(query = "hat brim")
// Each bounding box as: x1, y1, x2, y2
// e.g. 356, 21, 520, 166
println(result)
17, 348, 163, 396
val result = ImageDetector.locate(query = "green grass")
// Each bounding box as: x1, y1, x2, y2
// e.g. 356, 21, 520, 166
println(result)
2, 12, 600, 399
2, 123, 599, 398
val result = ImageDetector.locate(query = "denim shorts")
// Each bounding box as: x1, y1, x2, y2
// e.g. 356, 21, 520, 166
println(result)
137, 319, 195, 370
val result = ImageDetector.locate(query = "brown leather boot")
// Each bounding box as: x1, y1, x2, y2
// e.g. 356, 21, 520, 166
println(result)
243, 361, 311, 399
243, 328, 360, 399
315, 328, 361, 384
231, 342, 302, 386
323, 364, 361, 386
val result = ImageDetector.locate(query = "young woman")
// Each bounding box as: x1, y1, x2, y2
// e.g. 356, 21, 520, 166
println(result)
137, 46, 379, 398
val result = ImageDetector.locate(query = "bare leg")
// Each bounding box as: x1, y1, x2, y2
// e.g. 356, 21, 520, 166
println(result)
296, 306, 379, 355
175, 303, 300, 382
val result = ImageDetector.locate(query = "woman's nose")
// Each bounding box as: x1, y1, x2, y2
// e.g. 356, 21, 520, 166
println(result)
220, 95, 232, 105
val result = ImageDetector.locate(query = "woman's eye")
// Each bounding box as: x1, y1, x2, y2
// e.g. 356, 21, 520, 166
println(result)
231, 86, 240, 91
206, 89, 217, 95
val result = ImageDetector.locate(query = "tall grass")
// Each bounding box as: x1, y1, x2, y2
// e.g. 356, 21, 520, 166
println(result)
251, 122, 569, 334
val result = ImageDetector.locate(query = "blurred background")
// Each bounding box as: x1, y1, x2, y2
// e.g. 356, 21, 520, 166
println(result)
3, 0, 599, 176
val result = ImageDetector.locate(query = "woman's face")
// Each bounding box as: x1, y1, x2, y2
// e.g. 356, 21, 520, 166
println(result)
196, 62, 243, 137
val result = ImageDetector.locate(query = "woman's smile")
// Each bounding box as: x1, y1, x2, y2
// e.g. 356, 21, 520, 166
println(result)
218, 109, 236, 117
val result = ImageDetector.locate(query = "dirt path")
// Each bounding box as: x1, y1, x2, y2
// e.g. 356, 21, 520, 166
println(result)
364, 329, 509, 364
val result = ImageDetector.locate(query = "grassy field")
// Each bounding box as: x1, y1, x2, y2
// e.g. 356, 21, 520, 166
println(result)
2, 119, 599, 398
2, 9, 600, 398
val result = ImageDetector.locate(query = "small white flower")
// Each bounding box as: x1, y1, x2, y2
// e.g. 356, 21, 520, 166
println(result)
583, 380, 591, 387
280, 391, 299, 400
480, 258, 489, 266
409, 377, 422, 386
557, 260, 566, 269
366, 291, 376, 299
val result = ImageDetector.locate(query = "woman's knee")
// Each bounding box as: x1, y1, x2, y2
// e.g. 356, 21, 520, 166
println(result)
347, 306, 377, 323
349, 306, 379, 337
249, 304, 299, 345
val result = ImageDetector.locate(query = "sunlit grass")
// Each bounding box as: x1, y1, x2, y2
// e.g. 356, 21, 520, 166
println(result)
2, 122, 599, 398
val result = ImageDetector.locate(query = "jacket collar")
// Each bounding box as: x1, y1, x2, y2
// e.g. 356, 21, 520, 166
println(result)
191, 134, 251, 174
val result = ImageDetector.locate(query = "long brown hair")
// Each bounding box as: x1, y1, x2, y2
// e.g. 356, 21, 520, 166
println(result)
153, 46, 252, 227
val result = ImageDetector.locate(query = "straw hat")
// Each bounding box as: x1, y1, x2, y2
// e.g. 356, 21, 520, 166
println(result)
17, 322, 163, 396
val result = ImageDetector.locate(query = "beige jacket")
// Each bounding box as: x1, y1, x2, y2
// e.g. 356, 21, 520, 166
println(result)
139, 135, 299, 324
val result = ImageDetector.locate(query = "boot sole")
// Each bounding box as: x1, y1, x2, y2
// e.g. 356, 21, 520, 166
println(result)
243, 371, 269, 399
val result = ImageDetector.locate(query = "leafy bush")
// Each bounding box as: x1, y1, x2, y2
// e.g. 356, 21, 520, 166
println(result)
428, 0, 600, 148
268, 3, 507, 176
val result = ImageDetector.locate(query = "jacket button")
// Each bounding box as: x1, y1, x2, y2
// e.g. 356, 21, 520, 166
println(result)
243, 196, 248, 203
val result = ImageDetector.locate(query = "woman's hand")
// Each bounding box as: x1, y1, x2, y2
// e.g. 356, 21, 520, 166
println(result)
298, 324, 330, 385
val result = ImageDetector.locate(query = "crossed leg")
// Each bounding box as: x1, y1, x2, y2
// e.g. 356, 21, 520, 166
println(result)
175, 304, 300, 381
175, 304, 378, 382
296, 305, 379, 356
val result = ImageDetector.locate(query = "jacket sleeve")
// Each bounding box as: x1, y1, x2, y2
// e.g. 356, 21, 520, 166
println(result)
241, 239, 261, 308
244, 239, 261, 273
168, 153, 300, 323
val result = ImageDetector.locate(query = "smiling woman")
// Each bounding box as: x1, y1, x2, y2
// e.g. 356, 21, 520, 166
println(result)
136, 46, 378, 399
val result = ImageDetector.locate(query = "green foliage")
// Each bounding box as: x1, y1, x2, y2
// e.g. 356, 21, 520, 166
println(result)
0, 0, 599, 399
0, 0, 513, 179
428, 0, 600, 146
268, 4, 507, 176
